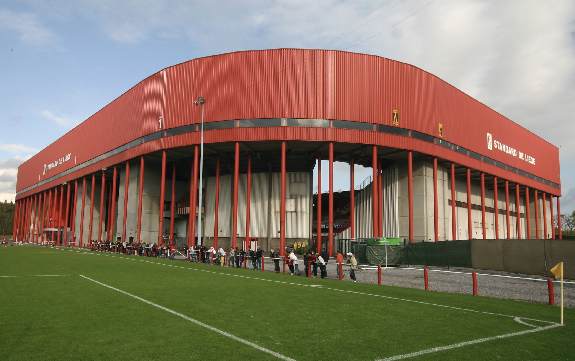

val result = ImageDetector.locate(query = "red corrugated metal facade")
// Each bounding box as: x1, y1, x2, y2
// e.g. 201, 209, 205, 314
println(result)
16, 49, 560, 198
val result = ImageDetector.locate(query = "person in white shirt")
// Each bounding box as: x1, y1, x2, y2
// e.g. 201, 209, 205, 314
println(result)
317, 254, 327, 278
289, 250, 299, 275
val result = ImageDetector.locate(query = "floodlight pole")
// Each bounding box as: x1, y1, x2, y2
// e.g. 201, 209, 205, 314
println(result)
194, 96, 205, 246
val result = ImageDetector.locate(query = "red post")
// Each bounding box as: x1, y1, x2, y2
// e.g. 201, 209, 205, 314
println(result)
328, 142, 334, 257
350, 160, 355, 240
515, 184, 521, 239
108, 166, 118, 242
158, 151, 167, 245
377, 264, 382, 286
71, 180, 78, 245
213, 159, 220, 248
98, 171, 105, 242
550, 195, 555, 240
122, 161, 130, 242
480, 173, 486, 240
137, 156, 145, 244
79, 177, 87, 247
534, 190, 540, 239
245, 155, 252, 251
64, 183, 71, 246
378, 159, 383, 237
57, 184, 64, 245
50, 188, 56, 242
547, 278, 555, 305
261, 254, 264, 272
433, 158, 439, 242
424, 266, 429, 291
505, 180, 510, 239
467, 168, 472, 239
280, 141, 286, 256
338, 262, 343, 281
372, 145, 378, 238
31, 195, 37, 243
525, 187, 531, 239
169, 163, 176, 248
494, 176, 499, 240
450, 163, 457, 241
408, 151, 414, 243
557, 197, 562, 240
188, 146, 199, 247
316, 158, 322, 252
472, 272, 478, 296
542, 193, 548, 239
231, 142, 240, 249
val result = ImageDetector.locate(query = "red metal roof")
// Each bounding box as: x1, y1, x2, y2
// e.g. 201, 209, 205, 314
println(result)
16, 49, 560, 197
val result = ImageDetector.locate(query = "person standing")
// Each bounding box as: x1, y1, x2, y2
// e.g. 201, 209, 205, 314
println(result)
270, 249, 280, 273
228, 248, 235, 267
310, 251, 318, 277
347, 252, 358, 282
289, 250, 299, 275
317, 254, 327, 278
336, 251, 344, 279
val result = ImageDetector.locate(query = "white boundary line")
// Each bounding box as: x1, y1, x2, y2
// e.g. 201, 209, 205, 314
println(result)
63, 248, 558, 326
375, 322, 562, 361
79, 274, 296, 361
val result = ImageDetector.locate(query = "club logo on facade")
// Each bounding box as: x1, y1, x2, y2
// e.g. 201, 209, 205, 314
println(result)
487, 133, 493, 150
486, 132, 535, 165
42, 153, 72, 176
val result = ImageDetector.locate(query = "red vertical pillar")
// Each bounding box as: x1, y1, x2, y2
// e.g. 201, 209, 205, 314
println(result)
350, 160, 355, 240
213, 159, 220, 248
505, 181, 510, 239
108, 167, 118, 242
494, 177, 499, 240
534, 190, 540, 239
407, 151, 414, 243
31, 195, 37, 243
525, 187, 531, 239
450, 163, 457, 241
169, 163, 176, 249
79, 178, 87, 247
137, 156, 145, 244
557, 197, 562, 240
550, 195, 555, 240
98, 171, 105, 242
515, 184, 521, 239
50, 188, 56, 242
231, 142, 240, 249
158, 152, 167, 245
41, 191, 47, 242
542, 193, 548, 239
245, 155, 252, 251
316, 158, 322, 252
58, 185, 64, 245
433, 158, 439, 242
64, 183, 71, 246
88, 174, 96, 243
71, 181, 78, 245
187, 146, 199, 247
480, 173, 486, 240
372, 145, 378, 238
12, 201, 18, 241
122, 161, 130, 242
280, 141, 287, 256
328, 142, 334, 257
466, 169, 472, 240
378, 159, 383, 237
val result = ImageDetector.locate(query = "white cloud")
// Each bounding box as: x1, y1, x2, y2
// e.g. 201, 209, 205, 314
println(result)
0, 144, 37, 154
40, 110, 73, 127
0, 8, 55, 45
0, 157, 24, 203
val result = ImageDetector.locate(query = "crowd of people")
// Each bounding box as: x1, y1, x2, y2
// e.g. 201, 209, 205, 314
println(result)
83, 239, 359, 281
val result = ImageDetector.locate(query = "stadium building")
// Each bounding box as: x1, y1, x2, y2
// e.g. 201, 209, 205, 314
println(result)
14, 49, 562, 257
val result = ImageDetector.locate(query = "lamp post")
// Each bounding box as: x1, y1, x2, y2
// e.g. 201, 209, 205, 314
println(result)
194, 96, 205, 246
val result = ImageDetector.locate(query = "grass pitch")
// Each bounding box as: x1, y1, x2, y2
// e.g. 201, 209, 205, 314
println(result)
0, 246, 572, 361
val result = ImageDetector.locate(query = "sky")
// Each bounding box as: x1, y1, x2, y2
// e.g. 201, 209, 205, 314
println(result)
0, 0, 574, 212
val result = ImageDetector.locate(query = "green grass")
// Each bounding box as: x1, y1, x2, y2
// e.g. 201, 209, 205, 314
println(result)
0, 246, 573, 361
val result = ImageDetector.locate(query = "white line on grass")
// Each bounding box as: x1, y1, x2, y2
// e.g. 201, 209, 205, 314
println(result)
375, 322, 562, 361
79, 274, 296, 361
61, 248, 556, 326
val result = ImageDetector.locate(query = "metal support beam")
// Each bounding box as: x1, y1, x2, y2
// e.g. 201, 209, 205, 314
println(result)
231, 142, 240, 249
64, 183, 71, 246
350, 160, 355, 240
525, 186, 531, 239
372, 146, 378, 238
480, 173, 486, 240
534, 190, 540, 239
245, 155, 252, 251
328, 142, 334, 257
557, 197, 562, 240
515, 184, 521, 239
467, 169, 472, 240
505, 180, 510, 239
169, 162, 176, 249
158, 151, 167, 245
188, 145, 199, 247
108, 167, 118, 242
433, 158, 439, 242
316, 158, 322, 253
79, 177, 87, 247
550, 195, 555, 240
137, 156, 145, 244
280, 141, 286, 256
98, 171, 105, 242
122, 161, 130, 242
494, 176, 499, 240
450, 163, 456, 241
71, 180, 78, 245
542, 193, 548, 239
408, 151, 414, 243
58, 184, 64, 245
